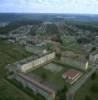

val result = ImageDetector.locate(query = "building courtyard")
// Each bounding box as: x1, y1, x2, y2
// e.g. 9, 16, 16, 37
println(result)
6, 51, 85, 100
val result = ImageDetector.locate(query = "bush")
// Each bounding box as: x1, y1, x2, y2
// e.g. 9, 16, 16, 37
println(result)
90, 47, 96, 53
91, 72, 97, 80
56, 85, 68, 100
85, 95, 91, 100
90, 84, 98, 93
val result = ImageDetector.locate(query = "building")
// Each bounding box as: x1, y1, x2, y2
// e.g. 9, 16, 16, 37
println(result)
89, 50, 98, 63
62, 69, 82, 84
17, 52, 55, 72
61, 51, 89, 71
25, 45, 44, 54
15, 72, 55, 100
7, 52, 56, 73
7, 52, 56, 100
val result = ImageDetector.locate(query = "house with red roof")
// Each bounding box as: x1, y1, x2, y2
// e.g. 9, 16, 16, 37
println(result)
62, 69, 82, 84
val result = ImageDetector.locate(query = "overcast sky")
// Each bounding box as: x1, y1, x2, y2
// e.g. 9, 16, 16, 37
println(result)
0, 0, 98, 14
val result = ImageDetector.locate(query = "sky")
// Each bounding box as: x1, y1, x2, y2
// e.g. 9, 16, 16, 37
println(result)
0, 0, 98, 14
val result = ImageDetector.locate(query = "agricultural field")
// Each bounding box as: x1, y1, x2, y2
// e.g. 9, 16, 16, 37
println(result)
0, 38, 32, 100
75, 71, 98, 100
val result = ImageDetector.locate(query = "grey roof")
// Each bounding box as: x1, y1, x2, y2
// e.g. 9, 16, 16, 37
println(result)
17, 72, 55, 94
8, 51, 54, 68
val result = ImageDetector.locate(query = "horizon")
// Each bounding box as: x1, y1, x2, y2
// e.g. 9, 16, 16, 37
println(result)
0, 0, 98, 14
0, 12, 98, 15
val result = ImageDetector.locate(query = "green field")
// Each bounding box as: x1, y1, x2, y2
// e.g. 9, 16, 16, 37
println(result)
75, 71, 98, 100
0, 38, 32, 100
0, 79, 33, 100
0, 38, 31, 76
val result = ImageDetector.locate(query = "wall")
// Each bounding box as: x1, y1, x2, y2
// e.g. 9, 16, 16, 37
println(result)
18, 52, 55, 72
61, 57, 88, 71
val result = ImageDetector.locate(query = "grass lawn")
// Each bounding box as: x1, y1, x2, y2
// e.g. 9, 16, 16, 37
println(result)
0, 38, 32, 100
75, 70, 98, 100
0, 38, 31, 77
30, 63, 70, 88
0, 79, 33, 100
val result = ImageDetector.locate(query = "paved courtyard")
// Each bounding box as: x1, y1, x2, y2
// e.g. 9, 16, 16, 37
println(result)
43, 63, 64, 72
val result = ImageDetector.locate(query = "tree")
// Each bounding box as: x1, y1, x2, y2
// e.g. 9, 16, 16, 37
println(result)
91, 72, 97, 80
90, 84, 98, 93
56, 52, 61, 60
77, 37, 91, 44
61, 85, 68, 93
85, 54, 89, 60
41, 72, 47, 81
85, 95, 91, 100
56, 85, 68, 100
90, 47, 96, 53
46, 43, 53, 51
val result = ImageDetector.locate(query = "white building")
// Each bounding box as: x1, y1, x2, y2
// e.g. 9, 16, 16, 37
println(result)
89, 51, 98, 63
17, 52, 55, 72
61, 51, 89, 71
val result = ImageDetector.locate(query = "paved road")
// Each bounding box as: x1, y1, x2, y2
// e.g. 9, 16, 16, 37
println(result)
66, 66, 97, 100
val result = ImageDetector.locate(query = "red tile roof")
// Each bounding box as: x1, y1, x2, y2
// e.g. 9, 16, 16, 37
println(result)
63, 70, 80, 79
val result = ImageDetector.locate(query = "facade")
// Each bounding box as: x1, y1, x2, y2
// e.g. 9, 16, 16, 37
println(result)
15, 72, 55, 100
61, 51, 89, 71
62, 70, 82, 84
61, 57, 89, 71
89, 51, 98, 63
17, 52, 55, 72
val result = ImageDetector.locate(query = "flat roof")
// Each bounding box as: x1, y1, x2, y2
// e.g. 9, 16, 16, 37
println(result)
62, 51, 87, 63
17, 72, 55, 94
16, 52, 54, 65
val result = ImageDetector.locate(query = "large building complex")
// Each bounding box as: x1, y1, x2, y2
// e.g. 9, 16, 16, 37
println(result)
17, 52, 55, 72
6, 50, 86, 100
7, 52, 56, 100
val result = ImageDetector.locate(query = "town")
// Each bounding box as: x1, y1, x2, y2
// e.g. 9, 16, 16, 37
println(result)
1, 24, 98, 100
0, 8, 98, 100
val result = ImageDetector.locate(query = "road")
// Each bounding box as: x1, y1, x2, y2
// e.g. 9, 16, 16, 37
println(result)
66, 66, 97, 100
